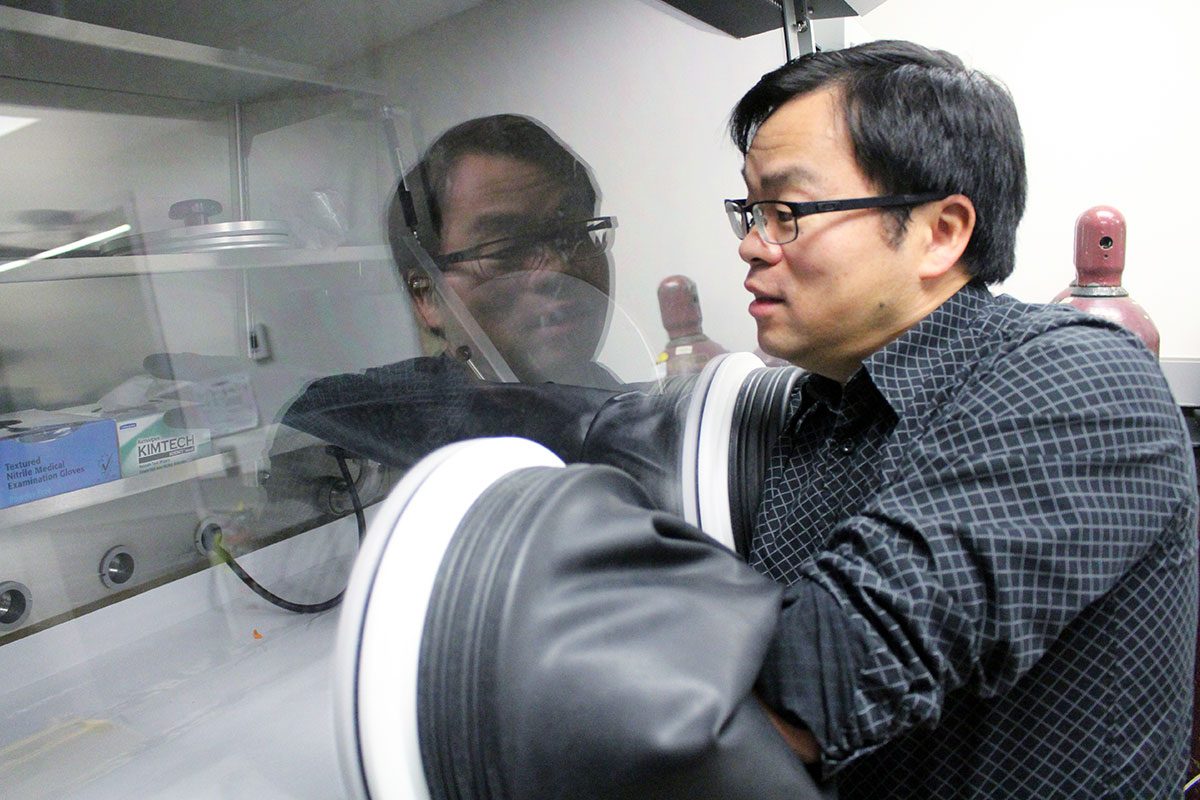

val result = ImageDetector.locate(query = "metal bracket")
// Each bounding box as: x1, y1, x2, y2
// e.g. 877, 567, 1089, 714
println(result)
381, 104, 425, 238
781, 0, 816, 61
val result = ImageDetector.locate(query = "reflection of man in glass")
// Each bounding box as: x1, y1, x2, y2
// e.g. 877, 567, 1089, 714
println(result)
390, 114, 620, 389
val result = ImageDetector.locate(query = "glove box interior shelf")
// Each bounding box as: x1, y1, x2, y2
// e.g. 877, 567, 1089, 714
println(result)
0, 3, 414, 641
0, 245, 394, 284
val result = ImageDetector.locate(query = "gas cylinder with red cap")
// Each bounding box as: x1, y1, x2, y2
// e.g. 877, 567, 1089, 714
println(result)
1055, 205, 1160, 357
1056, 208, 1198, 775
656, 274, 729, 377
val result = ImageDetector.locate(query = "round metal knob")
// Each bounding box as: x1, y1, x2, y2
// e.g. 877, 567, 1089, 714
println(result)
99, 546, 136, 590
194, 518, 225, 556
169, 198, 223, 227
0, 581, 32, 633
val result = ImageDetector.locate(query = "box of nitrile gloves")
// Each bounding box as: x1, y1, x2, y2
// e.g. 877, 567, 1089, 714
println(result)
68, 401, 212, 478
1, 410, 120, 508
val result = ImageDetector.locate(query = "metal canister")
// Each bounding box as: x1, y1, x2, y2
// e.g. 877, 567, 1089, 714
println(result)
1055, 205, 1160, 357
656, 274, 728, 377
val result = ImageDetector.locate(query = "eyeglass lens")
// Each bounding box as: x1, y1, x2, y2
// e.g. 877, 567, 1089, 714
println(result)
751, 203, 798, 245
724, 200, 749, 240
468, 221, 611, 279
724, 201, 798, 245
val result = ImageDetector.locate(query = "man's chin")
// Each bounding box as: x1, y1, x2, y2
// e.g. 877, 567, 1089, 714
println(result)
754, 335, 785, 360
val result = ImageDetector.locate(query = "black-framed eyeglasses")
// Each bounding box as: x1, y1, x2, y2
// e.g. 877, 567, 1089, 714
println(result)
436, 216, 615, 281
723, 193, 945, 245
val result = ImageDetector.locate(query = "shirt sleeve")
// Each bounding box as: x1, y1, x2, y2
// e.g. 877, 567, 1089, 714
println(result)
755, 322, 1197, 773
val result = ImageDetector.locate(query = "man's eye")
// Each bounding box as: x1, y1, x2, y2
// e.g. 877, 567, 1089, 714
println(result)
484, 242, 536, 267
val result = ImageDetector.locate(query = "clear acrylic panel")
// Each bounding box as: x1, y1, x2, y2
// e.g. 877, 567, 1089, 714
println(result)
0, 1, 784, 795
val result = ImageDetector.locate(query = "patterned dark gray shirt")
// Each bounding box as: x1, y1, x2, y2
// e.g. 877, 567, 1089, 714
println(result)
751, 281, 1198, 798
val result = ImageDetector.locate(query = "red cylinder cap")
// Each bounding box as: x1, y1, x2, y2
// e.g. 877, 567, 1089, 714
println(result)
1074, 205, 1125, 286
658, 274, 702, 337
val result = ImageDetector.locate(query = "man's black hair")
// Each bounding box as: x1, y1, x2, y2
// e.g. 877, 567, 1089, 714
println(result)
730, 40, 1026, 284
388, 113, 598, 279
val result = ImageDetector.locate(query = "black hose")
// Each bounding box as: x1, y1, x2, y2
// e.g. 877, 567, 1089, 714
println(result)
214, 448, 366, 614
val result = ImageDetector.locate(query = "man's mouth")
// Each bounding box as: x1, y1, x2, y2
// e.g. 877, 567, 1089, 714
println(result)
746, 286, 784, 320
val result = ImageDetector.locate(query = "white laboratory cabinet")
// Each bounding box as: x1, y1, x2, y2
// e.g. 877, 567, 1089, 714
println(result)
0, 4, 433, 795
0, 2, 803, 796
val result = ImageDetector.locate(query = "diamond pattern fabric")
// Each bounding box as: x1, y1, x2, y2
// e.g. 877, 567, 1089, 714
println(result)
751, 280, 1199, 798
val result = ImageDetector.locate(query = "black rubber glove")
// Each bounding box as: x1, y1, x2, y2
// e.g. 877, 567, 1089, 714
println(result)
280, 356, 620, 469
578, 374, 698, 515
419, 462, 828, 800
281, 356, 720, 517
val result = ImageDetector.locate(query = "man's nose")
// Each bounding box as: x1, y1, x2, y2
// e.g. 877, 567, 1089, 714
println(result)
737, 227, 782, 266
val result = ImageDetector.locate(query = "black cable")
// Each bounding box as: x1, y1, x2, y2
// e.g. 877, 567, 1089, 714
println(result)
214, 447, 367, 614
334, 448, 368, 542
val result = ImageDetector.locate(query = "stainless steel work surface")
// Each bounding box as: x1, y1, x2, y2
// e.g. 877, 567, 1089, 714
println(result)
0, 522, 355, 800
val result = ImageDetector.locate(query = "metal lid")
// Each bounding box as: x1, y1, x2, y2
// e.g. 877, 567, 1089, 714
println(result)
100, 219, 294, 255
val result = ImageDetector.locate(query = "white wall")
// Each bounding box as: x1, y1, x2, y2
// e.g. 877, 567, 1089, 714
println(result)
378, 0, 784, 373
378, 0, 1200, 368
858, 0, 1200, 358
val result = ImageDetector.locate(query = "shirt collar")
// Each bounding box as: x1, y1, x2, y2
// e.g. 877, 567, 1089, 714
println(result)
790, 360, 883, 430
857, 279, 996, 419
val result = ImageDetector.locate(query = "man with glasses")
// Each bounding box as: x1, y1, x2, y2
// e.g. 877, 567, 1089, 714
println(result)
725, 41, 1198, 798
392, 113, 620, 389
280, 114, 627, 470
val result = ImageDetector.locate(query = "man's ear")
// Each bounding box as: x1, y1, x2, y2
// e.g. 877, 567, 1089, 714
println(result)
918, 194, 975, 279
407, 274, 445, 336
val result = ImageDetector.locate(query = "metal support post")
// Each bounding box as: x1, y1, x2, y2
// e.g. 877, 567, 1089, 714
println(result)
780, 0, 816, 61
